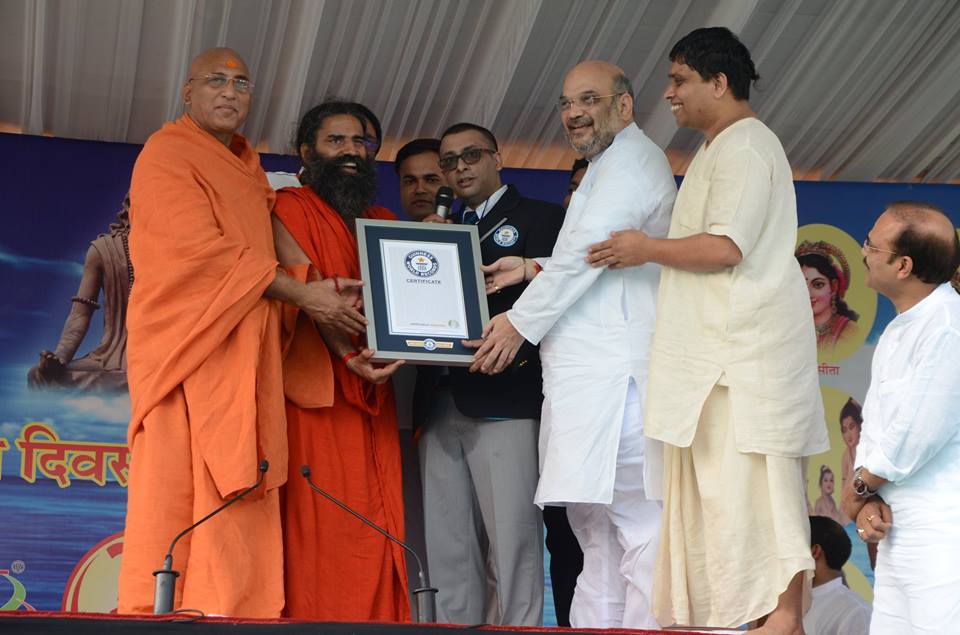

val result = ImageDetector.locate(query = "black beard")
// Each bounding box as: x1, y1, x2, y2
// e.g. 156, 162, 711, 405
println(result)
300, 148, 378, 227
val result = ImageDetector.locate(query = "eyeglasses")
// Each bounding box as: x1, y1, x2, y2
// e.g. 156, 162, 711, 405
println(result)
557, 92, 624, 112
863, 237, 899, 256
438, 147, 496, 172
190, 73, 254, 94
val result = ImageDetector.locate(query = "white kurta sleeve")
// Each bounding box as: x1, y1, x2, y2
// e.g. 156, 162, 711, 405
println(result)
506, 160, 657, 345
860, 326, 960, 483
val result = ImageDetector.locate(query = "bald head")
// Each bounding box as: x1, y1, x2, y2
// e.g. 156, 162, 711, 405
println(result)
183, 47, 252, 145
188, 47, 249, 79
563, 61, 634, 102
565, 60, 625, 87
883, 202, 960, 285
559, 60, 634, 158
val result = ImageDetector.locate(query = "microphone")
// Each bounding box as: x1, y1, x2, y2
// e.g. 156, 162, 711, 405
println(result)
434, 186, 454, 219
300, 465, 438, 623
153, 460, 269, 614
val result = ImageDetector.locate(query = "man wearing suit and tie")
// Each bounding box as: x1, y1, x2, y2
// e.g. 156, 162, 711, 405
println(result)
418, 122, 563, 626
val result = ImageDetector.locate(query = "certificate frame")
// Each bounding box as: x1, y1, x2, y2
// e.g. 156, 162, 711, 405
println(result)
356, 218, 490, 366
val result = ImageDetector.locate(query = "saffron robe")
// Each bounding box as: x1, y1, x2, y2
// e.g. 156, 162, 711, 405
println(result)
117, 115, 287, 617
273, 186, 409, 621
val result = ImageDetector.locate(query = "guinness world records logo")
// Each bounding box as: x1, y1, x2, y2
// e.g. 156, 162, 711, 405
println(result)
405, 250, 439, 277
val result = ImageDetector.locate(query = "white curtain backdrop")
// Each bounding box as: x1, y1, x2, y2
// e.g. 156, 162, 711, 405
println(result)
1, 0, 959, 181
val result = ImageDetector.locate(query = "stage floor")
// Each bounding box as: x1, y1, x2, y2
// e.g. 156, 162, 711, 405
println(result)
0, 611, 745, 634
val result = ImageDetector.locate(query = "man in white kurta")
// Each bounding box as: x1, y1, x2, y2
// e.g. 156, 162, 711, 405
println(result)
587, 29, 827, 632
469, 61, 676, 629
839, 203, 960, 635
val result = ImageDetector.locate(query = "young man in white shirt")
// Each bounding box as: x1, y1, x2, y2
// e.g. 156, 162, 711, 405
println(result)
804, 516, 870, 635
840, 201, 960, 635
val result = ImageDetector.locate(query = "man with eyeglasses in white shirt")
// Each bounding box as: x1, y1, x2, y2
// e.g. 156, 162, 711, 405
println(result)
840, 201, 960, 635
417, 122, 563, 626
472, 61, 676, 629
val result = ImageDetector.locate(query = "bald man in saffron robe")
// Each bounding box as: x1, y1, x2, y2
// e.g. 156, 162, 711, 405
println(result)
117, 48, 366, 617
271, 99, 409, 621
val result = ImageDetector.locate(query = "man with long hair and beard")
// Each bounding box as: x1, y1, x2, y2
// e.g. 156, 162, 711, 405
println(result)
271, 99, 409, 621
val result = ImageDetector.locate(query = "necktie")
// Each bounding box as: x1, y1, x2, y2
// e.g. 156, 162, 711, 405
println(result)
462, 209, 479, 225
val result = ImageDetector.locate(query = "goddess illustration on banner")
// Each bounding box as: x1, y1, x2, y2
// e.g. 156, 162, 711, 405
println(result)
796, 225, 876, 363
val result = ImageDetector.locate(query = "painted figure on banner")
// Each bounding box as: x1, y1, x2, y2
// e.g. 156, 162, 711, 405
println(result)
812, 465, 847, 526
271, 99, 409, 622
804, 387, 876, 596
118, 48, 366, 617
796, 240, 860, 352
838, 397, 863, 493
28, 195, 132, 392
796, 224, 877, 364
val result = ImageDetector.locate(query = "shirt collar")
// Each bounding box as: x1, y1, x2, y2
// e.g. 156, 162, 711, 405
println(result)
812, 576, 844, 598
892, 283, 954, 325
467, 184, 509, 220
588, 122, 637, 164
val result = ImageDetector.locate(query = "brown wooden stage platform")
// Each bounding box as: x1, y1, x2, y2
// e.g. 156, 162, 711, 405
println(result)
0, 611, 736, 634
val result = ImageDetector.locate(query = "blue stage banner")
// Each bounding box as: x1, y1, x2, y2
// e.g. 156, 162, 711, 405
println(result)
0, 131, 957, 615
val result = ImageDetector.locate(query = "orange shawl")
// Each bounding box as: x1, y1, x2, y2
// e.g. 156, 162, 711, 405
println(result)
126, 115, 286, 496
272, 186, 396, 415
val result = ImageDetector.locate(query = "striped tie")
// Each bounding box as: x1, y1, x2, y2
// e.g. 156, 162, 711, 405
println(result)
462, 209, 479, 225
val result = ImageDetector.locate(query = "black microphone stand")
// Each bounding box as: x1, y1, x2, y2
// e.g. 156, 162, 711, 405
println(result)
152, 460, 269, 614
300, 465, 438, 623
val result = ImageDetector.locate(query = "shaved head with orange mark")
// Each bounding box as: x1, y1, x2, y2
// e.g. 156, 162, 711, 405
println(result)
183, 47, 252, 145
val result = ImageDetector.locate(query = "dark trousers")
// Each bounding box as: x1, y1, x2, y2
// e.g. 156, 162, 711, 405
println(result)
543, 505, 584, 627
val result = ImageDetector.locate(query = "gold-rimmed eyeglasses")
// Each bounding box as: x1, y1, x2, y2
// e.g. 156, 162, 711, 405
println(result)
557, 92, 624, 112
863, 237, 899, 256
190, 73, 254, 94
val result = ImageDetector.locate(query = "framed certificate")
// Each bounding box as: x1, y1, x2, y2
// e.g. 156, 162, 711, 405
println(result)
356, 219, 490, 365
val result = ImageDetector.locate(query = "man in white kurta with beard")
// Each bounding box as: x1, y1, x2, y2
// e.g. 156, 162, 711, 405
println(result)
469, 60, 676, 629
840, 202, 960, 635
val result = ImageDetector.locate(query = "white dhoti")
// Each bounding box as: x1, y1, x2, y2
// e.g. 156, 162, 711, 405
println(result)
565, 382, 662, 630
653, 384, 813, 628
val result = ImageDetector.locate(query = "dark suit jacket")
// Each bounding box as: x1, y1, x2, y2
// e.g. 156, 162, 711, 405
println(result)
413, 184, 564, 424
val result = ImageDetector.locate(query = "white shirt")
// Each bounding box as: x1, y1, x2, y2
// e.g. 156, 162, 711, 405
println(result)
464, 184, 508, 221
507, 122, 677, 505
856, 283, 960, 518
803, 578, 871, 635
645, 117, 827, 457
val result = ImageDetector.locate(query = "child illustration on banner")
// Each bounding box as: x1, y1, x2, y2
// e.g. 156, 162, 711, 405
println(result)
807, 386, 874, 604
812, 464, 847, 526
838, 397, 862, 493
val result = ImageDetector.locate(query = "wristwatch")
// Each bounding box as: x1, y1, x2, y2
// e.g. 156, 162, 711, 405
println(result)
852, 467, 878, 498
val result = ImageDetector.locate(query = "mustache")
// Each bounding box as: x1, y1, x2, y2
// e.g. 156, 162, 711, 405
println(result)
332, 154, 365, 168
566, 114, 593, 128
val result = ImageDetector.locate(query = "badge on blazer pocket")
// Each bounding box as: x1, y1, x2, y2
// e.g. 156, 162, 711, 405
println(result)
493, 224, 519, 247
